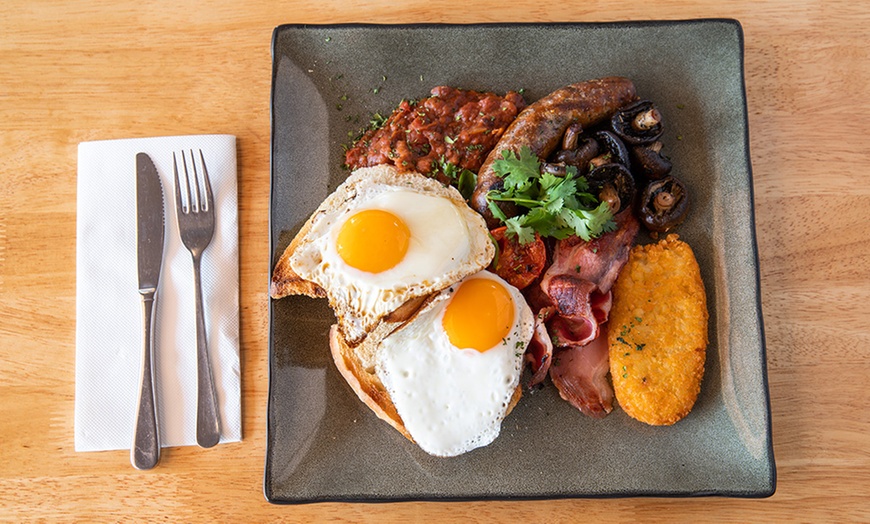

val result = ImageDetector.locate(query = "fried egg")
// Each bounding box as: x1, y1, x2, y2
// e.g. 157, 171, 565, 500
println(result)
289, 166, 495, 344
375, 270, 535, 457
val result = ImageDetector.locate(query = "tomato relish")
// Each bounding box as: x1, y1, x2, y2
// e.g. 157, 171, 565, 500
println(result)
345, 86, 526, 180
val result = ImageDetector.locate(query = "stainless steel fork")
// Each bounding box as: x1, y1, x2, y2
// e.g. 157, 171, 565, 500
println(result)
173, 149, 221, 448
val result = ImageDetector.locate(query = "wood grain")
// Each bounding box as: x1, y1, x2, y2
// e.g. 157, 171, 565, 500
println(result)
2, 0, 869, 521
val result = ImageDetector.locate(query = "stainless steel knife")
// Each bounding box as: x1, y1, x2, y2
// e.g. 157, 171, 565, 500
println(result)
132, 152, 165, 470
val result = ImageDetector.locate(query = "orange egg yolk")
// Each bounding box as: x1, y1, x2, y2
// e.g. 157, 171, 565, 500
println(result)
442, 278, 515, 352
336, 209, 411, 273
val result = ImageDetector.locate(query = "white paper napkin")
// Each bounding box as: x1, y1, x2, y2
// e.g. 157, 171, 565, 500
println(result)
75, 135, 241, 452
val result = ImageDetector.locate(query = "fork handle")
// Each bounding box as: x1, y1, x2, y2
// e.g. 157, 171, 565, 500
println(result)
193, 254, 222, 448
132, 291, 160, 469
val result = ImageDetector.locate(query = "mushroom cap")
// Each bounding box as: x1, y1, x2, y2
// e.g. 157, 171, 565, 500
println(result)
630, 142, 673, 180
552, 137, 600, 173
611, 99, 664, 145
637, 175, 689, 232
593, 130, 631, 169
587, 162, 636, 215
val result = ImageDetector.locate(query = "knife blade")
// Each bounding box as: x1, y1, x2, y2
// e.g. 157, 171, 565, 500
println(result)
132, 152, 164, 470
136, 153, 165, 292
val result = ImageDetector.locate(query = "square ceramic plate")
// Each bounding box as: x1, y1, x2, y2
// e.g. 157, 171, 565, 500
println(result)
267, 20, 775, 503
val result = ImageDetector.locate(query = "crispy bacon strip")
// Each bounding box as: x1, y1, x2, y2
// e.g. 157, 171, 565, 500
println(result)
542, 212, 640, 296
538, 212, 638, 348
527, 212, 638, 416
549, 325, 614, 418
526, 307, 556, 386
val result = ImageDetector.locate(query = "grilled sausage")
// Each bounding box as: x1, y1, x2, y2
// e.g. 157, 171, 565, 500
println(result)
471, 77, 638, 227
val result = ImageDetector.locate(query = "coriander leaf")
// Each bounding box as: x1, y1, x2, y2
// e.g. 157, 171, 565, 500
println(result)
559, 201, 615, 241
544, 196, 564, 214
433, 157, 477, 200
569, 166, 588, 190
520, 207, 560, 239
561, 192, 580, 210
582, 200, 618, 234
485, 146, 617, 244
559, 208, 594, 241
437, 156, 459, 180
505, 216, 536, 245
539, 172, 562, 191
543, 175, 576, 204
487, 192, 542, 209
487, 197, 508, 222
491, 146, 540, 192
502, 167, 535, 193
520, 206, 554, 228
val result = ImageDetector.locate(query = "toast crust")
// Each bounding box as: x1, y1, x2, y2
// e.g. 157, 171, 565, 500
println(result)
270, 231, 327, 300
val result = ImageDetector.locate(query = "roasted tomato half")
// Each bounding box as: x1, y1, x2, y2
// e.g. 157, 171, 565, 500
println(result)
488, 226, 547, 290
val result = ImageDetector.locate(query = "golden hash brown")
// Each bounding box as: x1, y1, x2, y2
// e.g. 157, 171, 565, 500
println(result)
608, 234, 708, 426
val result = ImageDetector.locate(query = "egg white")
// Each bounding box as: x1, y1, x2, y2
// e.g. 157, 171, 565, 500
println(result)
288, 167, 494, 344
374, 270, 535, 457
322, 190, 472, 289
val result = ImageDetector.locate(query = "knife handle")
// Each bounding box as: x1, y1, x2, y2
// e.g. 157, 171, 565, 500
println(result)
132, 291, 160, 470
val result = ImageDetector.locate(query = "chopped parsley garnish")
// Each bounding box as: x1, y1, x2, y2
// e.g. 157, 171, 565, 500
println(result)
486, 146, 615, 244
368, 111, 387, 130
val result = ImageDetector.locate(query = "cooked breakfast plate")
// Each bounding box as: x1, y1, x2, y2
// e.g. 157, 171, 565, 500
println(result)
266, 20, 775, 503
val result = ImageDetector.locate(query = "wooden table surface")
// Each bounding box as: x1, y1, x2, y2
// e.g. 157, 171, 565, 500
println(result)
2, 1, 868, 521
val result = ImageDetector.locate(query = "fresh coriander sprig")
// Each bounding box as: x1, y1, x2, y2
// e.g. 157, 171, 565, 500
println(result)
486, 145, 616, 244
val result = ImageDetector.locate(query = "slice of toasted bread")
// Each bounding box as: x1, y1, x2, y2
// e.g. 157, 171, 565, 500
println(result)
329, 324, 413, 441
330, 321, 524, 444
326, 291, 439, 442
271, 165, 495, 345
270, 227, 327, 299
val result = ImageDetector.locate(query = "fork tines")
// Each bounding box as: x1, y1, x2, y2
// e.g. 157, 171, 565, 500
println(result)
173, 149, 213, 215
